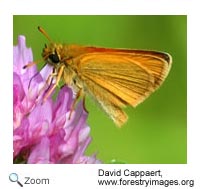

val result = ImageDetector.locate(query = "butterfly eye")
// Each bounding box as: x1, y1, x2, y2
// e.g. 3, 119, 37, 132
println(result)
48, 51, 60, 64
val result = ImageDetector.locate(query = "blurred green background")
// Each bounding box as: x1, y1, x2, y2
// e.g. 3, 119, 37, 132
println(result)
13, 15, 187, 164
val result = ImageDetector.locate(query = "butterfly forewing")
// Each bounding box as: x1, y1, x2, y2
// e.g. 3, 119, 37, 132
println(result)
71, 50, 171, 126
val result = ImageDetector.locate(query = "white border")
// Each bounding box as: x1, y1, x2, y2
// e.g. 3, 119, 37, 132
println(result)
1, 0, 200, 188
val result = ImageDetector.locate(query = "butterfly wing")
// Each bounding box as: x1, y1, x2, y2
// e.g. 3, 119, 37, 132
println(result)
72, 50, 172, 126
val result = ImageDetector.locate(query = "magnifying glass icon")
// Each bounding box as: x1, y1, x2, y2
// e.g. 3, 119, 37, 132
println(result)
9, 173, 23, 187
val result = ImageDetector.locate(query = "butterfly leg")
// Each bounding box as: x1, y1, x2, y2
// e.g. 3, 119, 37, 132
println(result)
46, 67, 57, 85
42, 65, 65, 103
38, 68, 57, 98
68, 88, 83, 120
82, 94, 88, 113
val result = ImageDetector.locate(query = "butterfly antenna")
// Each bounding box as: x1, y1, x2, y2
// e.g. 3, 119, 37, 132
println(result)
38, 26, 53, 43
23, 59, 40, 69
23, 58, 46, 69
23, 26, 52, 69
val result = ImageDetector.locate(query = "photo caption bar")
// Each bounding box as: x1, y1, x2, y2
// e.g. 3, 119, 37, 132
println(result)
97, 168, 195, 188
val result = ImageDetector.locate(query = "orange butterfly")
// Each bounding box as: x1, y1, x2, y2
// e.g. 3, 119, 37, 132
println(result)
25, 27, 172, 127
